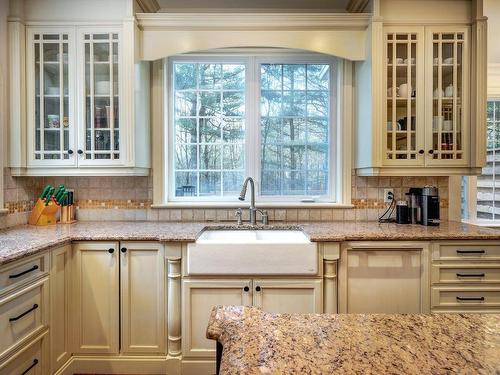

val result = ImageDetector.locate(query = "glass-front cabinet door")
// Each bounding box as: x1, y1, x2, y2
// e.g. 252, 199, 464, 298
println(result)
426, 27, 469, 165
383, 28, 425, 165
79, 31, 121, 165
27, 29, 76, 166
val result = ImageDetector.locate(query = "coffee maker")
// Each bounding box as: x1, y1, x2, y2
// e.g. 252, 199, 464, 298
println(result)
405, 186, 440, 226
420, 186, 440, 226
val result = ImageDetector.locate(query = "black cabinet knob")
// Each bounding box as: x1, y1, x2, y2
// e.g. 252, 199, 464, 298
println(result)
68, 149, 74, 155
255, 286, 261, 292
77, 149, 83, 155
428, 149, 434, 154
243, 286, 249, 292
108, 248, 114, 254
120, 247, 127, 253
418, 149, 424, 154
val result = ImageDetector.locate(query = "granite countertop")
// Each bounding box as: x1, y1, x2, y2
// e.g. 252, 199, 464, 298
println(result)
207, 305, 500, 375
0, 220, 499, 266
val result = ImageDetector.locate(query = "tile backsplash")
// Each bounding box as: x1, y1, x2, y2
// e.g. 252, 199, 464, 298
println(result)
0, 168, 449, 229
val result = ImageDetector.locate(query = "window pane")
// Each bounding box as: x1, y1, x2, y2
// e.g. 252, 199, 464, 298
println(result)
477, 100, 500, 220
173, 62, 245, 198
260, 63, 331, 196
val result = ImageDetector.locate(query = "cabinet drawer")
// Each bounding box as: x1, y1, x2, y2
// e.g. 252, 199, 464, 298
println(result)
431, 287, 500, 310
433, 244, 500, 261
0, 254, 47, 293
0, 279, 47, 358
0, 335, 43, 375
431, 264, 500, 284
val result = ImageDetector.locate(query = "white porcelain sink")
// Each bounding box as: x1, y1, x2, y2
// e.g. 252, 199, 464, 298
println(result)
187, 229, 317, 275
197, 229, 311, 243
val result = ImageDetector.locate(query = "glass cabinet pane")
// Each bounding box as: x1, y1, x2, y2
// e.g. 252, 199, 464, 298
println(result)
385, 32, 418, 161
431, 32, 465, 160
33, 33, 70, 161
83, 32, 120, 161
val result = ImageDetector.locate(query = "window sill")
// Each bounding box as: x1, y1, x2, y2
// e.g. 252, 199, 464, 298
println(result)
152, 202, 354, 209
462, 219, 500, 228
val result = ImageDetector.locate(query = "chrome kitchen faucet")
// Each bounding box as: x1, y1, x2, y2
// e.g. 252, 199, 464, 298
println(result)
237, 177, 269, 225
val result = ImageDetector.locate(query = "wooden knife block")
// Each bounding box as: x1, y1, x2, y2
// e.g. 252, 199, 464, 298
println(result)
28, 199, 59, 226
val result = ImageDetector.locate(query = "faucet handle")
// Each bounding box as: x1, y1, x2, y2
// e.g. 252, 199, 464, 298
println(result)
261, 210, 269, 225
235, 208, 243, 225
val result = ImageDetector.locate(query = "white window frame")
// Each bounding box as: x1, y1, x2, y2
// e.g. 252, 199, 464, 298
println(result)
463, 97, 500, 226
164, 49, 350, 206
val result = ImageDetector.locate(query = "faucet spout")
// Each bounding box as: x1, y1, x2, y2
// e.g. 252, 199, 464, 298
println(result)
238, 177, 257, 224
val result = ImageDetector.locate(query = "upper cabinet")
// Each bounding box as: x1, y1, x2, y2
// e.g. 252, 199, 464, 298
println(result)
383, 26, 469, 169
27, 29, 75, 166
355, 1, 486, 176
10, 22, 150, 176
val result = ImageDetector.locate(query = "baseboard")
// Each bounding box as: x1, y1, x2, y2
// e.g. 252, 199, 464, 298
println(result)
181, 359, 216, 375
55, 355, 181, 374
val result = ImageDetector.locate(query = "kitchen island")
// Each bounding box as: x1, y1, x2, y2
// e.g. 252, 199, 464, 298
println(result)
207, 305, 500, 374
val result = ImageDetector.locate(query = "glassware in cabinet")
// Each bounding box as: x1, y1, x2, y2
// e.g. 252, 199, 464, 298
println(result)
33, 33, 71, 161
385, 32, 419, 163
430, 31, 466, 161
83, 32, 120, 161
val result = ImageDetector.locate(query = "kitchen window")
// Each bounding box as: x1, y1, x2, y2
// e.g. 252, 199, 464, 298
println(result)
167, 53, 341, 203
462, 99, 500, 224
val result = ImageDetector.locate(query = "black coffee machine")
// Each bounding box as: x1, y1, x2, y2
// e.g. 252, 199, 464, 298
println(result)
406, 186, 440, 226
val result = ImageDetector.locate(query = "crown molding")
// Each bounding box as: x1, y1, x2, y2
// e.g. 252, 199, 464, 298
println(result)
136, 12, 371, 31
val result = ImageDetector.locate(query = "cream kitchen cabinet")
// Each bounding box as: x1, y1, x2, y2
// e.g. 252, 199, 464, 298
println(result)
338, 241, 430, 313
72, 241, 120, 354
72, 241, 166, 355
356, 25, 481, 176
49, 244, 71, 373
181, 278, 321, 360
431, 241, 500, 313
10, 24, 150, 176
120, 241, 166, 354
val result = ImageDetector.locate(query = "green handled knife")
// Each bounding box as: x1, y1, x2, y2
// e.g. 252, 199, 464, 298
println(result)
39, 185, 52, 200
57, 191, 68, 206
44, 187, 55, 206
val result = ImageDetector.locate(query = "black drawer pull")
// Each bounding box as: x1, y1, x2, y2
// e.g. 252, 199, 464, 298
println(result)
456, 296, 485, 302
21, 359, 38, 375
456, 273, 485, 278
9, 304, 39, 322
456, 249, 486, 254
9, 265, 39, 279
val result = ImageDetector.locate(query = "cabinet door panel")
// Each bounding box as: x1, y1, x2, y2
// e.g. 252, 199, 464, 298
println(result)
73, 242, 119, 354
182, 279, 252, 358
253, 279, 322, 314
120, 242, 165, 354
79, 29, 122, 166
50, 245, 71, 372
383, 27, 425, 166
343, 249, 424, 313
425, 27, 469, 166
27, 28, 76, 167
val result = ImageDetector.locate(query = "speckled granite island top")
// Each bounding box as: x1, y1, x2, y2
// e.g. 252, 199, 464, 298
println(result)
0, 220, 499, 265
207, 305, 500, 375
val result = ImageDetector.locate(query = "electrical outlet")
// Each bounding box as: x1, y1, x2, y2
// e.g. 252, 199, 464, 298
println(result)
384, 189, 394, 203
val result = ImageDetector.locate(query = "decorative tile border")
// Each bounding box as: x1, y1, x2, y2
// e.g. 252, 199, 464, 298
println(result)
5, 197, 449, 215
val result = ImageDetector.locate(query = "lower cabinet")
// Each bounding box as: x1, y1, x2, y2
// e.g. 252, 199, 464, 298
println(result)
49, 245, 71, 373
181, 278, 322, 360
252, 279, 322, 314
72, 242, 120, 354
339, 242, 430, 313
120, 242, 165, 354
431, 241, 500, 313
72, 241, 165, 355
0, 331, 49, 375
